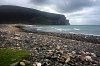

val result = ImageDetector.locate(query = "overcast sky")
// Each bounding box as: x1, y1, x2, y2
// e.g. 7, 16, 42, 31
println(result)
0, 0, 100, 25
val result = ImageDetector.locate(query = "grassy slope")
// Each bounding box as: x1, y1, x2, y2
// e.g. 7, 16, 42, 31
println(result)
0, 48, 29, 66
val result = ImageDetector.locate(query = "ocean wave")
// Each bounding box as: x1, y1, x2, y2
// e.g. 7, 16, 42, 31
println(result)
37, 28, 42, 30
73, 28, 80, 30
36, 27, 43, 28
56, 28, 66, 31
69, 32, 74, 34
22, 25, 100, 36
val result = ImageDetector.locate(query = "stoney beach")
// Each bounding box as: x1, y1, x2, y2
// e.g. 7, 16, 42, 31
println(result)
0, 24, 100, 66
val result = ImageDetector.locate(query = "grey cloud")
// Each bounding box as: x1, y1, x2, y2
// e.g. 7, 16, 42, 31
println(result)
0, 0, 99, 25
30, 0, 100, 25
30, 0, 95, 13
0, 1, 6, 5
0, 0, 96, 13
30, 0, 49, 5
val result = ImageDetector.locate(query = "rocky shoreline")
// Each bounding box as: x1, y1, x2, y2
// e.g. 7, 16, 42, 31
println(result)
0, 25, 100, 66
22, 28, 100, 44
15, 24, 100, 44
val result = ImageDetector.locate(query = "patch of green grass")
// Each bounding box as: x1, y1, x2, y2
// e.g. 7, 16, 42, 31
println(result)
0, 48, 29, 66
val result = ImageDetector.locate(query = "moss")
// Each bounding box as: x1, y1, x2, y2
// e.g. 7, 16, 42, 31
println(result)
0, 48, 29, 66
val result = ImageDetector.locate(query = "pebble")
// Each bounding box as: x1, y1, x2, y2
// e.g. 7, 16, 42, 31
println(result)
91, 53, 96, 57
85, 56, 93, 61
20, 62, 25, 66
57, 45, 60, 49
36, 63, 41, 66
65, 56, 70, 63
14, 36, 19, 40
33, 64, 37, 66
72, 51, 76, 54
22, 60, 30, 64
0, 26, 100, 66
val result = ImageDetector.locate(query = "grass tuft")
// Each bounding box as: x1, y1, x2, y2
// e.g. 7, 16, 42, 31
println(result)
0, 48, 29, 66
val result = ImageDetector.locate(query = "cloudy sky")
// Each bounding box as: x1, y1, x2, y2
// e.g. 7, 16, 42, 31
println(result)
0, 0, 100, 25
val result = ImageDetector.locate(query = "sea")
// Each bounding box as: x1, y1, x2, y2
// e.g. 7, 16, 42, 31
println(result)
23, 25, 100, 36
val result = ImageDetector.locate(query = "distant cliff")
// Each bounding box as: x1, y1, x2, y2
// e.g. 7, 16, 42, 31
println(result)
0, 5, 70, 25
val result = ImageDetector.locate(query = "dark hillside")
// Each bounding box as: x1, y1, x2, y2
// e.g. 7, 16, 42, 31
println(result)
0, 5, 70, 25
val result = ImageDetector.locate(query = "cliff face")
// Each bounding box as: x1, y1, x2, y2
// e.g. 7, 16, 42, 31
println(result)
0, 5, 70, 25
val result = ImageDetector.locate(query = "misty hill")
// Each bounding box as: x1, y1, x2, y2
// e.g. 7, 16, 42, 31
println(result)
0, 5, 70, 25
